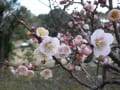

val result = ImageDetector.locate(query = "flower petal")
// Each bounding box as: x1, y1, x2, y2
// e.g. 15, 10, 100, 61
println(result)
104, 33, 114, 45
94, 46, 111, 57
91, 29, 105, 46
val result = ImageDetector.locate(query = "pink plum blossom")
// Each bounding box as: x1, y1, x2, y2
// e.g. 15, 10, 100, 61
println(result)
74, 35, 83, 45
56, 43, 71, 58
81, 44, 92, 56
17, 65, 28, 76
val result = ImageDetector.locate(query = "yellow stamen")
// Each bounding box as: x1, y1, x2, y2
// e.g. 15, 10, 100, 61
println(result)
96, 39, 105, 48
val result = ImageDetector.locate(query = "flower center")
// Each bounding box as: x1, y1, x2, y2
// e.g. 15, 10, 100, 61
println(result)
44, 70, 49, 76
41, 60, 46, 64
27, 71, 34, 77
111, 11, 119, 19
95, 38, 106, 49
44, 41, 53, 52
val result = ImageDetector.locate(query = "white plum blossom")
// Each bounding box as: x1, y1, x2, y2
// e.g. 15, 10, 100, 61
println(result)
108, 9, 120, 22
17, 65, 28, 76
34, 48, 55, 67
9, 66, 17, 75
40, 69, 53, 79
34, 47, 52, 64
36, 27, 49, 37
39, 36, 60, 56
56, 43, 71, 58
60, 58, 68, 65
68, 21, 73, 28
26, 70, 35, 78
83, 24, 89, 30
91, 29, 114, 57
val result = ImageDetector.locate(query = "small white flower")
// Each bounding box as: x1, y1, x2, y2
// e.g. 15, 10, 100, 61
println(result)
68, 21, 73, 28
9, 66, 17, 75
57, 33, 63, 39
36, 27, 49, 37
34, 48, 52, 64
26, 70, 35, 78
91, 29, 114, 57
83, 24, 89, 30
17, 65, 28, 76
40, 69, 53, 79
39, 36, 60, 56
108, 9, 120, 22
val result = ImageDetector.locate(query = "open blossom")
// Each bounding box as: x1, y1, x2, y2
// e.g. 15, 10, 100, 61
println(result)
26, 70, 35, 78
34, 48, 55, 67
83, 24, 89, 30
56, 43, 71, 58
17, 65, 28, 76
74, 35, 83, 45
108, 9, 120, 22
40, 69, 53, 79
36, 27, 49, 37
9, 67, 17, 75
91, 29, 114, 57
68, 21, 74, 28
34, 48, 52, 62
39, 36, 60, 56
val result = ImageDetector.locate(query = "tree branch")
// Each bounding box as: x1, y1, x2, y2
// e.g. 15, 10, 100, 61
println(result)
109, 52, 120, 66
93, 79, 120, 90
52, 56, 93, 89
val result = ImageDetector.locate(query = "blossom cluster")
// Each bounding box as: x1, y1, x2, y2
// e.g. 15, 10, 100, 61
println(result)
9, 25, 114, 79
8, 0, 120, 80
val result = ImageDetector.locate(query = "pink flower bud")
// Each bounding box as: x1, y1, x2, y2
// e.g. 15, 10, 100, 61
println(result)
84, 3, 93, 12
81, 45, 92, 55
74, 35, 83, 45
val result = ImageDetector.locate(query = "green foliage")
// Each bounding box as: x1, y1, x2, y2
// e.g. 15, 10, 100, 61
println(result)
38, 9, 71, 36
0, 0, 37, 64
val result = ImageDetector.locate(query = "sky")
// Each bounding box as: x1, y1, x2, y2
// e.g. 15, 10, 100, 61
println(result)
18, 0, 119, 16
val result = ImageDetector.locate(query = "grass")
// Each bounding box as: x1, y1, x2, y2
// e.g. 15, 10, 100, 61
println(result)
0, 69, 86, 90
0, 66, 120, 90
